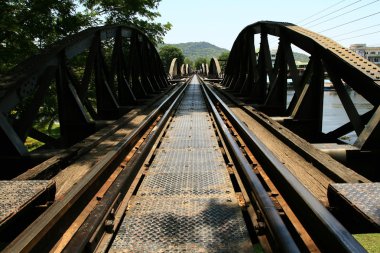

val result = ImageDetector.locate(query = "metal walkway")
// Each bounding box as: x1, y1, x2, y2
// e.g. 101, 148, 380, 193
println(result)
110, 76, 253, 252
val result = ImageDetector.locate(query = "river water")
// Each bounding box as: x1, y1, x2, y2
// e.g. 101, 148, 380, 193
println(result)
287, 89, 373, 143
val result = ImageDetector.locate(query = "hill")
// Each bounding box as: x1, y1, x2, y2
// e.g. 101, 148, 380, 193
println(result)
158, 42, 309, 64
293, 52, 309, 63
159, 42, 229, 61
271, 49, 309, 63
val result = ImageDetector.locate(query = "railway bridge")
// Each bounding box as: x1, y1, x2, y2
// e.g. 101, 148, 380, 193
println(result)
0, 21, 379, 252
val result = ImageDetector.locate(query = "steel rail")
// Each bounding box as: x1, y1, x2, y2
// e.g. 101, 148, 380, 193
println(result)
201, 79, 367, 253
2, 81, 188, 253
199, 76, 300, 253
62, 77, 191, 252
216, 88, 370, 184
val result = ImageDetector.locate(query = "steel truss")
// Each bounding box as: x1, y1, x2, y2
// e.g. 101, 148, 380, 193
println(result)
222, 21, 380, 150
0, 25, 169, 160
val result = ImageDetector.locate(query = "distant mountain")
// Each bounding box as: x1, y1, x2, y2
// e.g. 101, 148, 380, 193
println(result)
159, 42, 229, 61
293, 52, 310, 63
158, 42, 309, 64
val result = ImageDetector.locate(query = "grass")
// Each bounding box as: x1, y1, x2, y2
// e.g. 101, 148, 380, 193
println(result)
354, 233, 380, 253
25, 122, 60, 151
25, 137, 45, 151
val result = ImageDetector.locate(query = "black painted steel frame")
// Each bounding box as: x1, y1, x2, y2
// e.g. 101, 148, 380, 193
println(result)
0, 25, 169, 157
208, 57, 222, 79
222, 21, 380, 150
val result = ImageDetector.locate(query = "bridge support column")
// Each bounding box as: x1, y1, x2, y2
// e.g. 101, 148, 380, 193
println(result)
129, 32, 148, 98
56, 56, 95, 147
0, 114, 28, 156
111, 28, 137, 106
355, 106, 380, 150
92, 33, 120, 119
287, 56, 324, 139
264, 38, 288, 115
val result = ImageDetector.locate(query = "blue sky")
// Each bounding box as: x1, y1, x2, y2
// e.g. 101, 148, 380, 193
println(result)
156, 0, 380, 50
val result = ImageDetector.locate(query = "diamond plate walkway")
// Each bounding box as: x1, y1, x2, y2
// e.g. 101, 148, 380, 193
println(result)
110, 76, 253, 252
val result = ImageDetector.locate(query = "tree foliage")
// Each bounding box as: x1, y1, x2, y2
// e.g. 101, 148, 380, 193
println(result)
218, 51, 230, 72
0, 0, 171, 140
194, 57, 208, 70
160, 42, 228, 62
84, 0, 171, 44
218, 51, 230, 62
0, 0, 171, 74
184, 57, 194, 69
158, 45, 184, 73
0, 0, 88, 73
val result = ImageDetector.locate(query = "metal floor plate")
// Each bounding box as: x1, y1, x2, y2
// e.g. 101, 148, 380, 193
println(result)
149, 149, 225, 168
111, 78, 252, 252
169, 118, 211, 129
149, 164, 227, 174
110, 197, 252, 253
329, 183, 380, 226
137, 171, 232, 196
0, 180, 55, 224
159, 137, 218, 149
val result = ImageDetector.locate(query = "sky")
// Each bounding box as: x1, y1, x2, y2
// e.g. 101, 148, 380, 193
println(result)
156, 0, 380, 50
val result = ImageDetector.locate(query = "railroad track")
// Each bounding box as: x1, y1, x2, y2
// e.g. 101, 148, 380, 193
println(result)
2, 75, 366, 252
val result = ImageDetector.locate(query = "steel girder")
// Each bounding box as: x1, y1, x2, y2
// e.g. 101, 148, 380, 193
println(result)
180, 64, 190, 76
208, 57, 222, 79
0, 25, 169, 157
168, 58, 180, 79
169, 59, 191, 78
223, 21, 380, 150
200, 63, 209, 76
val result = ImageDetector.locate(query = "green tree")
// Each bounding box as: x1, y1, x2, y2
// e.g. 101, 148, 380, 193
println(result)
0, 0, 172, 145
84, 0, 171, 45
218, 51, 230, 62
0, 0, 91, 73
218, 51, 230, 72
194, 57, 208, 70
0, 0, 171, 74
184, 57, 194, 69
159, 45, 185, 73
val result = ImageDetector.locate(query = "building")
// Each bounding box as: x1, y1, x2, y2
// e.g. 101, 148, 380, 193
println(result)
349, 44, 380, 67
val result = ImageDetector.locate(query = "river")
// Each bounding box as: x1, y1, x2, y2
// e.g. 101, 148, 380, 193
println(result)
287, 89, 373, 144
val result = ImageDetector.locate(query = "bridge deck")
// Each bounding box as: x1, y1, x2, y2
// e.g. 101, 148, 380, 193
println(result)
213, 89, 369, 205
110, 77, 253, 252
